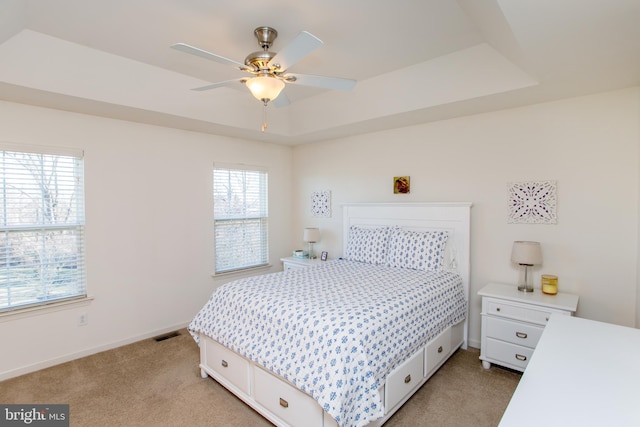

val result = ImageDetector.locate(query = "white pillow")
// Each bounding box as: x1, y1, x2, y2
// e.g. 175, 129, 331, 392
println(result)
386, 229, 449, 271
345, 226, 391, 265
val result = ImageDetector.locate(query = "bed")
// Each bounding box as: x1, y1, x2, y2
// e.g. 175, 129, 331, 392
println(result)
189, 202, 472, 427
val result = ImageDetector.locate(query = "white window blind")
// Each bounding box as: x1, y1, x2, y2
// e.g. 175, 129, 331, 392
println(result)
0, 146, 86, 312
213, 165, 268, 273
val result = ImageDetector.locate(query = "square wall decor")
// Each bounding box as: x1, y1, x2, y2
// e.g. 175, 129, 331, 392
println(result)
393, 176, 410, 194
311, 190, 331, 217
508, 180, 557, 224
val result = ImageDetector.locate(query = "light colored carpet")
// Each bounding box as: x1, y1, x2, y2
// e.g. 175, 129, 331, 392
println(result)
0, 329, 520, 426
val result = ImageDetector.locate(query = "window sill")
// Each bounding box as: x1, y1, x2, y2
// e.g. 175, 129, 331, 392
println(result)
0, 296, 94, 322
211, 264, 273, 280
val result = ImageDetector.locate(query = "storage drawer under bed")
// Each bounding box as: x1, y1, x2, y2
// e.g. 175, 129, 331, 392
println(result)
202, 339, 251, 396
425, 327, 452, 375
253, 366, 324, 427
385, 348, 424, 413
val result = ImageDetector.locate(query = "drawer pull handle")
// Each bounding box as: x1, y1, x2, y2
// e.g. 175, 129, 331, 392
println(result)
221, 360, 228, 368
515, 354, 527, 361
404, 374, 411, 384
279, 398, 289, 408
515, 332, 528, 339
496, 307, 501, 312
437, 345, 443, 353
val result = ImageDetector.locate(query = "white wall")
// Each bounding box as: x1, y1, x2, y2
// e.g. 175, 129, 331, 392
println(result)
0, 101, 293, 380
293, 87, 640, 348
1, 87, 638, 378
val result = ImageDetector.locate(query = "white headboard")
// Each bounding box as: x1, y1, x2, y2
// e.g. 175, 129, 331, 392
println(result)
343, 202, 472, 348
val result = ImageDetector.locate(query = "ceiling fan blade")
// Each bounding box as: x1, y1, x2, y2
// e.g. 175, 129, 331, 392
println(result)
268, 31, 323, 72
191, 79, 246, 91
171, 43, 247, 71
284, 73, 356, 91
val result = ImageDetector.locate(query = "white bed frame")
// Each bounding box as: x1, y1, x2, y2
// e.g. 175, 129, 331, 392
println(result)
197, 202, 472, 427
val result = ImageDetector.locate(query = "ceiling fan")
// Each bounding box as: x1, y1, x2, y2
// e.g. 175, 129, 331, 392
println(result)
171, 27, 356, 130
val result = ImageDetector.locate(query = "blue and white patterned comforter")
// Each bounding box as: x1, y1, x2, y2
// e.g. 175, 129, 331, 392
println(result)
188, 259, 466, 427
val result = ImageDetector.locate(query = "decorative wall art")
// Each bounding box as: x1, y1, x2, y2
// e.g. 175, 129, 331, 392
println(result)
394, 176, 410, 194
311, 190, 331, 217
508, 180, 557, 224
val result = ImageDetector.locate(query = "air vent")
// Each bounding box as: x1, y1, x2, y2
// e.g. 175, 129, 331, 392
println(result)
153, 331, 181, 342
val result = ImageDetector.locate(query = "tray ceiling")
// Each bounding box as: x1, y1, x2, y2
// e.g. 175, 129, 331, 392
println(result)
1, 0, 638, 144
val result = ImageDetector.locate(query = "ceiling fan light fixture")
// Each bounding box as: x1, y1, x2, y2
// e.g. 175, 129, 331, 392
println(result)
245, 75, 285, 104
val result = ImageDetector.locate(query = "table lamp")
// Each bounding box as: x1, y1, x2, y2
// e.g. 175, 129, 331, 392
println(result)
304, 227, 320, 259
511, 241, 542, 292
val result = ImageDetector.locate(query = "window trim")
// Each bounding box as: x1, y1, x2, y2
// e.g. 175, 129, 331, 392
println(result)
0, 295, 93, 322
212, 163, 269, 275
0, 142, 87, 313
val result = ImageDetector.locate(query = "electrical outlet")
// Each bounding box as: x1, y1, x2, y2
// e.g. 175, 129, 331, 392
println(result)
78, 313, 88, 326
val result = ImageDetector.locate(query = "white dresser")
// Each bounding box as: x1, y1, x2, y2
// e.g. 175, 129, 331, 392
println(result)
478, 283, 578, 372
499, 314, 640, 426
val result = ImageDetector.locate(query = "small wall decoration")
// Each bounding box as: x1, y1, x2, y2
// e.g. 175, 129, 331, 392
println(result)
508, 180, 557, 224
311, 190, 331, 217
394, 176, 410, 194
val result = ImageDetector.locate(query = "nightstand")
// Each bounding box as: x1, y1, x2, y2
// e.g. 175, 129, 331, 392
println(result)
280, 256, 322, 271
478, 282, 579, 372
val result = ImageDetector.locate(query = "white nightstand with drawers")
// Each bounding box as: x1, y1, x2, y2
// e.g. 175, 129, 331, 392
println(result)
280, 256, 322, 271
478, 282, 579, 372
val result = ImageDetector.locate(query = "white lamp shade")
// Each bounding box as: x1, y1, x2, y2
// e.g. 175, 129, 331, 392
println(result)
304, 227, 320, 243
245, 75, 285, 102
511, 241, 542, 265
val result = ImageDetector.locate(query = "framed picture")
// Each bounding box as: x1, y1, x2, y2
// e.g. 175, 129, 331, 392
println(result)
320, 251, 328, 261
394, 176, 410, 194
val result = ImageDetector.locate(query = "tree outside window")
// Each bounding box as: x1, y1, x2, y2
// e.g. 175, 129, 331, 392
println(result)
0, 148, 86, 311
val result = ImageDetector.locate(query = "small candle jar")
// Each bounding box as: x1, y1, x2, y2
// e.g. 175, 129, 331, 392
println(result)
541, 275, 558, 295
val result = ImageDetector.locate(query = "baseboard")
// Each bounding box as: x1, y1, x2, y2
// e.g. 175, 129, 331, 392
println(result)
0, 322, 190, 381
467, 338, 481, 350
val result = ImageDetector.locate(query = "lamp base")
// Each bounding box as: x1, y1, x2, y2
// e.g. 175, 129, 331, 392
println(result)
517, 284, 534, 293
517, 264, 534, 292
308, 242, 316, 259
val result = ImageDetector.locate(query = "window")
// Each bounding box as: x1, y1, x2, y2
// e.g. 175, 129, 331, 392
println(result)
0, 144, 86, 312
213, 165, 268, 273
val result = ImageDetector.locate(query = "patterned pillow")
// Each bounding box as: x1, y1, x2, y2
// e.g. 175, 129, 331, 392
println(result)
345, 226, 391, 265
386, 229, 449, 271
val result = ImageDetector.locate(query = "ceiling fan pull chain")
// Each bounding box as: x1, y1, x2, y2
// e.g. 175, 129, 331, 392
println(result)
261, 101, 268, 132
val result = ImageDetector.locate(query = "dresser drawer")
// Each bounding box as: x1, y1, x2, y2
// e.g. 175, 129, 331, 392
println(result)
385, 348, 424, 413
203, 339, 251, 396
484, 338, 534, 370
425, 328, 451, 375
254, 366, 323, 427
485, 316, 544, 349
484, 298, 559, 325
